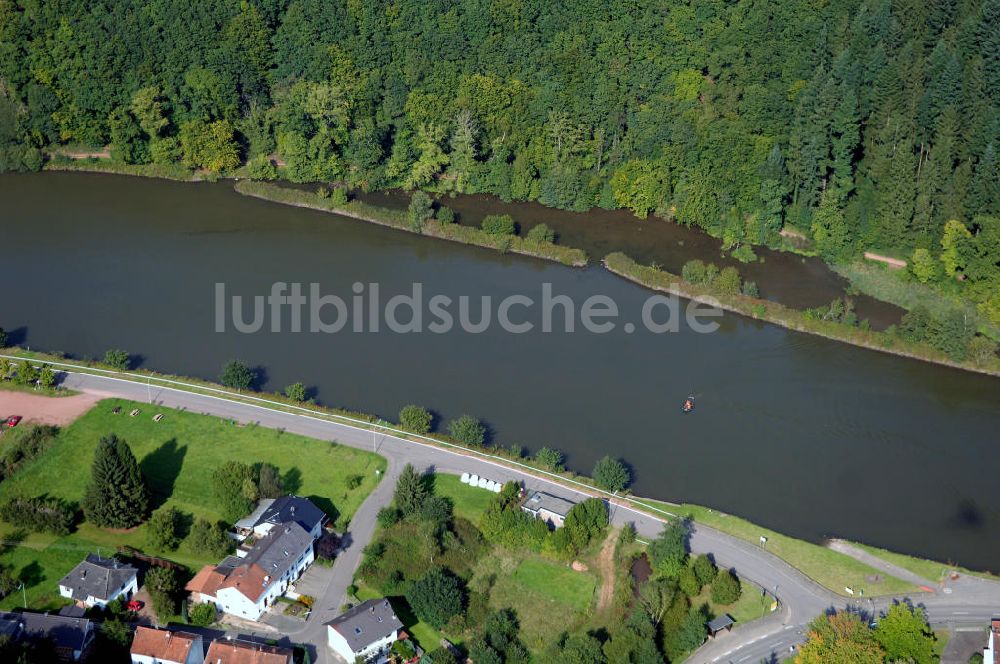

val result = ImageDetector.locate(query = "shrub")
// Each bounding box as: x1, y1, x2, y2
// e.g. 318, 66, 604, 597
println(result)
0, 495, 75, 535
0, 425, 58, 480
377, 507, 401, 528
103, 349, 130, 371
481, 214, 516, 236
525, 223, 555, 243
534, 447, 564, 471
681, 259, 706, 284
220, 360, 255, 390
146, 507, 182, 551
563, 498, 608, 549
448, 415, 486, 446
399, 405, 432, 433
0, 328, 6, 347
592, 456, 630, 491
38, 365, 56, 389
212, 461, 258, 522
968, 336, 998, 367
257, 463, 284, 498
741, 280, 760, 298
331, 187, 349, 205
284, 382, 307, 402
678, 566, 701, 596
405, 567, 465, 629
693, 554, 717, 585
188, 602, 216, 626
618, 522, 637, 545
436, 206, 456, 224
246, 155, 277, 180
704, 263, 720, 285
316, 532, 341, 560
714, 266, 742, 295
187, 518, 232, 558
408, 191, 434, 230
316, 185, 331, 198
711, 569, 741, 604
145, 567, 181, 618
14, 361, 38, 386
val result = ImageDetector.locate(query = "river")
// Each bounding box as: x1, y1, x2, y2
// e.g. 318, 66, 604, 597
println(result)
3, 172, 999, 570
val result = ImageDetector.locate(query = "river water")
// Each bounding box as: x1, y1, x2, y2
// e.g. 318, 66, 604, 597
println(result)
3, 172, 999, 570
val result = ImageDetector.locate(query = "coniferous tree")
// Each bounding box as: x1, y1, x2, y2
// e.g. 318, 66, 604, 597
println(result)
83, 434, 150, 529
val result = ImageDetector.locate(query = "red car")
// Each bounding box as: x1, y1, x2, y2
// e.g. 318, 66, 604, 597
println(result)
5, 416, 21, 428
126, 600, 144, 612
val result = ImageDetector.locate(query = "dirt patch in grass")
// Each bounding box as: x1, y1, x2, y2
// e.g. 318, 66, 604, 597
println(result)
0, 391, 100, 427
595, 530, 617, 612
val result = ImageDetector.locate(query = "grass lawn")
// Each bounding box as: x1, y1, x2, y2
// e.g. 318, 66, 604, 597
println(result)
634, 500, 916, 597
689, 579, 771, 625
0, 398, 386, 610
474, 549, 599, 653
933, 629, 950, 660
0, 381, 76, 397
432, 473, 494, 524
850, 541, 1000, 583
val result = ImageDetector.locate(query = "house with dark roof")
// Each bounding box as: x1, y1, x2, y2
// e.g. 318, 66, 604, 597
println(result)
186, 522, 315, 621
233, 495, 327, 545
521, 490, 576, 529
130, 626, 204, 664
0, 611, 96, 661
58, 554, 138, 609
326, 598, 403, 663
204, 638, 292, 664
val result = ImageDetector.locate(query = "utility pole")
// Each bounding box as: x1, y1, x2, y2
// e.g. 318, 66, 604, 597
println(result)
18, 582, 25, 608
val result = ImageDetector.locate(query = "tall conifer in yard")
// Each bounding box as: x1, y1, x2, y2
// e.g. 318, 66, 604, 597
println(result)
83, 434, 150, 528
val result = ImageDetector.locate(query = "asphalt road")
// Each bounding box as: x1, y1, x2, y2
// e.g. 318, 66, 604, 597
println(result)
58, 371, 1000, 663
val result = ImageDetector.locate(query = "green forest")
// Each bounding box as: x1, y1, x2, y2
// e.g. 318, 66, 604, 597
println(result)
0, 0, 997, 322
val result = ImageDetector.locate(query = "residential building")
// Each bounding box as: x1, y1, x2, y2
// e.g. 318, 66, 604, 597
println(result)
186, 522, 314, 621
521, 490, 576, 528
130, 626, 204, 664
0, 611, 96, 661
984, 618, 1000, 664
58, 554, 138, 609
203, 639, 292, 664
233, 495, 327, 544
326, 598, 404, 663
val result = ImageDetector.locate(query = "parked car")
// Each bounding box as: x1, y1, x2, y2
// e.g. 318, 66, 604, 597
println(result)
5, 416, 21, 428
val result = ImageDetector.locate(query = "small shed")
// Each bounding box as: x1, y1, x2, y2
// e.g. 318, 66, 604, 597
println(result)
707, 614, 735, 637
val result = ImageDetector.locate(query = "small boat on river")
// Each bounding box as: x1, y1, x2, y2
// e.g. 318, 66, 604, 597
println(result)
681, 396, 695, 413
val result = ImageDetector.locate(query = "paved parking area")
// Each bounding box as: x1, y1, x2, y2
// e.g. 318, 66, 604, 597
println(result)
941, 627, 987, 664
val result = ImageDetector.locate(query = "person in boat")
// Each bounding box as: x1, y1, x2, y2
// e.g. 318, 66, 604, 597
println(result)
682, 397, 694, 412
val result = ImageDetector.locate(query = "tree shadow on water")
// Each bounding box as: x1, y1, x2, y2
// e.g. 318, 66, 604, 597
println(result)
139, 438, 187, 510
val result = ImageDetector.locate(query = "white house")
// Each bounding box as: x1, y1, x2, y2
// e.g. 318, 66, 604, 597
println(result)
233, 495, 328, 546
326, 598, 404, 663
984, 618, 1000, 664
186, 522, 315, 621
521, 490, 576, 529
58, 554, 139, 609
130, 626, 204, 664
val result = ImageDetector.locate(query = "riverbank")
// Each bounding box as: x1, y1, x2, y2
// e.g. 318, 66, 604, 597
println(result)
603, 252, 1000, 378
0, 348, 973, 597
234, 180, 588, 267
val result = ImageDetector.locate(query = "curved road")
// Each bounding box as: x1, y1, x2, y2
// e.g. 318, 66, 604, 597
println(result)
57, 371, 1000, 663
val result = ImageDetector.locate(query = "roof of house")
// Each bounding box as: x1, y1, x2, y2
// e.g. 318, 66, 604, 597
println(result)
0, 611, 93, 652
326, 598, 403, 654
204, 638, 292, 664
186, 566, 227, 597
233, 499, 276, 531
190, 522, 314, 604
522, 491, 576, 518
58, 554, 137, 602
131, 626, 202, 662
259, 496, 326, 533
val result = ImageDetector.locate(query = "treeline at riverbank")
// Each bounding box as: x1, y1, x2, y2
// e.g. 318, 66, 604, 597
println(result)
1, 0, 996, 331
603, 253, 1000, 377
